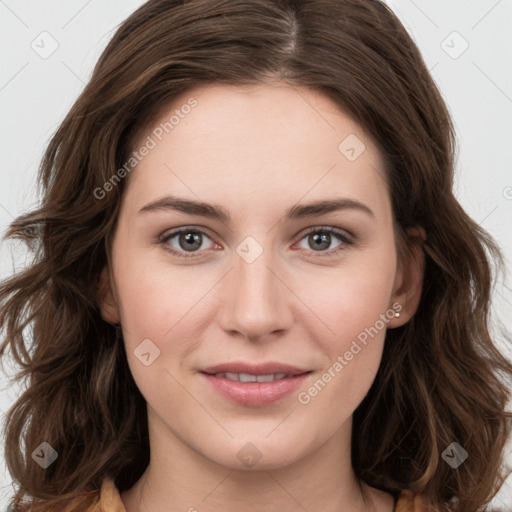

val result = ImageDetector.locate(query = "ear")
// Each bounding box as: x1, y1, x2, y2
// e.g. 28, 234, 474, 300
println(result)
97, 266, 121, 325
388, 226, 426, 328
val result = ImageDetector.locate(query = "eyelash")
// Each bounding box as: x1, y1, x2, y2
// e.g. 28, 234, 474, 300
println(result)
158, 226, 355, 259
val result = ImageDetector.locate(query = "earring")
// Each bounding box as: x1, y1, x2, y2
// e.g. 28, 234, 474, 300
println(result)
395, 312, 401, 318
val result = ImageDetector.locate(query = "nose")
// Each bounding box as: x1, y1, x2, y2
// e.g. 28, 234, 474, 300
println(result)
216, 243, 295, 342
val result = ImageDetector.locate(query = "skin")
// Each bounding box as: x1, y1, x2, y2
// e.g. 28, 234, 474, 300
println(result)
98, 82, 425, 512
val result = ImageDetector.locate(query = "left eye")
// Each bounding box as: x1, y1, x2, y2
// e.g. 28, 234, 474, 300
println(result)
159, 226, 354, 259
295, 227, 353, 255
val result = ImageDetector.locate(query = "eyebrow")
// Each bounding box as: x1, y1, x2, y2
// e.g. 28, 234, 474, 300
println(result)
138, 195, 375, 221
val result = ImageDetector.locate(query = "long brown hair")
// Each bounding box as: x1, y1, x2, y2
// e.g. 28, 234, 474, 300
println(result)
1, 1, 511, 510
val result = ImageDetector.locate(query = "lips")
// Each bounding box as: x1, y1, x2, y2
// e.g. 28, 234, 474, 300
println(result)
200, 361, 312, 407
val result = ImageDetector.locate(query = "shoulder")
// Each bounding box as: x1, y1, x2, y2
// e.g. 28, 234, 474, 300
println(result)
395, 489, 437, 512
95, 477, 126, 512
363, 483, 433, 512
8, 478, 122, 512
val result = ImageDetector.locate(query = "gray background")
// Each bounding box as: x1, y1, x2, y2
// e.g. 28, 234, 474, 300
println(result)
0, 0, 511, 509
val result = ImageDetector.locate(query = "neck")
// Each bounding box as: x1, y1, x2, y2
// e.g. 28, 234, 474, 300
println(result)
120, 411, 393, 512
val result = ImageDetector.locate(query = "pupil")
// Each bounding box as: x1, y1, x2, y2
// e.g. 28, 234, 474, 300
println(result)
181, 232, 201, 250
311, 233, 330, 250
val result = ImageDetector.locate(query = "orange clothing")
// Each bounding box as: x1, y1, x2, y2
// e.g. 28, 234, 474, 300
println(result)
95, 477, 432, 511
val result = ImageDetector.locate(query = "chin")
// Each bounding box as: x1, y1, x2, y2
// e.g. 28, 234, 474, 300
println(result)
198, 434, 313, 472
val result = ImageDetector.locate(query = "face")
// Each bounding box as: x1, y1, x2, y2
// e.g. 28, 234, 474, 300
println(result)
99, 83, 423, 471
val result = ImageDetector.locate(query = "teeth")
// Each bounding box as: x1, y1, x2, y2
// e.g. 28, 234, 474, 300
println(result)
239, 373, 257, 382
214, 372, 289, 382
255, 374, 276, 382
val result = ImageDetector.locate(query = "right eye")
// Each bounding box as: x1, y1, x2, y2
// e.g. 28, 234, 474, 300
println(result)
159, 227, 217, 258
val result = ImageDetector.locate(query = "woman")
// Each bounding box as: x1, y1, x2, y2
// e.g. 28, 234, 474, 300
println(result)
1, 1, 511, 511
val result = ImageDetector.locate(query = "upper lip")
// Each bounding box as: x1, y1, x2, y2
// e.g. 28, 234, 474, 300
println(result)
201, 362, 310, 376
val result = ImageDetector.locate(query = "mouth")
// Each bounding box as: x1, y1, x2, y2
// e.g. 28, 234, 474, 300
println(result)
204, 372, 300, 382
199, 362, 313, 407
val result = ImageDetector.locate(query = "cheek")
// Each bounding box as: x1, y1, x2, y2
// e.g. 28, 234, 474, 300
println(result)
113, 238, 199, 333
113, 258, 199, 403
113, 248, 216, 363
298, 271, 394, 418
297, 249, 396, 408
301, 254, 396, 346
118, 267, 170, 336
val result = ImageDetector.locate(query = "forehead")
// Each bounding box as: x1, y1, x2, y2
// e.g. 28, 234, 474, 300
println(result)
123, 83, 392, 225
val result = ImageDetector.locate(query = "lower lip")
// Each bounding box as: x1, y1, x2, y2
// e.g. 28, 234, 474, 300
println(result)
201, 372, 311, 407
